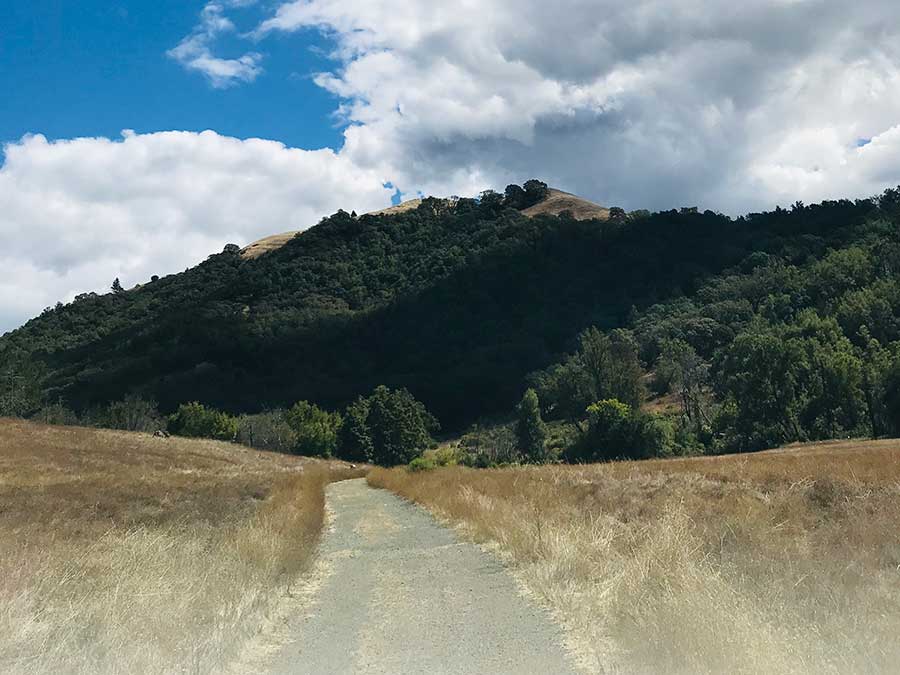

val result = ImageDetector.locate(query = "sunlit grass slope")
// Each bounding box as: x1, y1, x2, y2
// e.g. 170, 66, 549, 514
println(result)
370, 440, 900, 674
0, 418, 364, 674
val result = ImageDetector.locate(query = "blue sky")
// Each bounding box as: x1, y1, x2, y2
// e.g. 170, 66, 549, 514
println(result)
2, 0, 900, 332
0, 1, 341, 151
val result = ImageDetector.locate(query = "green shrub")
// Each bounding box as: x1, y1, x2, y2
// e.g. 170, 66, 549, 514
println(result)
168, 402, 238, 441
408, 456, 437, 472
431, 445, 460, 467
567, 398, 674, 462
284, 400, 342, 457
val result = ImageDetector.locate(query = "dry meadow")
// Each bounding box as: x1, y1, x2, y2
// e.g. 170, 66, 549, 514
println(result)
369, 440, 900, 674
0, 418, 364, 674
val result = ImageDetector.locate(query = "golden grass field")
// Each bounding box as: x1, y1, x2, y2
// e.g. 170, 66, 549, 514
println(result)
0, 418, 364, 674
370, 439, 900, 674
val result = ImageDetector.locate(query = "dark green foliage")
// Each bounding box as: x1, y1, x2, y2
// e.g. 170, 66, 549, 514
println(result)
712, 313, 867, 451
4, 183, 900, 454
883, 356, 900, 436
568, 399, 672, 461
0, 351, 44, 418
336, 386, 438, 465
363, 386, 439, 466
167, 401, 238, 440
284, 400, 342, 457
655, 339, 710, 435
531, 328, 644, 421
338, 397, 374, 463
515, 388, 549, 463
503, 179, 549, 209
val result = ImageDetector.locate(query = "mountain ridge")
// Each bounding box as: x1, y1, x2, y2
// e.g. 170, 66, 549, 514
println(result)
240, 187, 608, 259
2, 181, 894, 432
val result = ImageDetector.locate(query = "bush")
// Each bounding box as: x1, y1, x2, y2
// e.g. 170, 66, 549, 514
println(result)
459, 424, 519, 467
567, 398, 673, 462
285, 401, 342, 457
408, 456, 437, 472
103, 394, 162, 432
236, 411, 297, 453
33, 402, 79, 426
168, 402, 238, 441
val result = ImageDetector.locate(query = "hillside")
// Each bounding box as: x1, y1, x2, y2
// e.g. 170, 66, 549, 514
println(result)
0, 418, 363, 672
1, 180, 897, 432
240, 188, 607, 260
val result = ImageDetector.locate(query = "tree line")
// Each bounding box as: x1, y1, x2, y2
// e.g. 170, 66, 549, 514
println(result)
3, 182, 900, 464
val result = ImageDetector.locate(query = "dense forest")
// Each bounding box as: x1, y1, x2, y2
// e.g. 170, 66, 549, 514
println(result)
2, 180, 899, 461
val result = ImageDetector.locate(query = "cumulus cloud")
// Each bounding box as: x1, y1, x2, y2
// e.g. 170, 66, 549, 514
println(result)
7, 0, 900, 331
168, 2, 263, 88
258, 0, 900, 211
0, 130, 393, 331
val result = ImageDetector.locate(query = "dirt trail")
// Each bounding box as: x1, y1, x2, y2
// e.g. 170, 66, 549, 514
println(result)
269, 478, 576, 675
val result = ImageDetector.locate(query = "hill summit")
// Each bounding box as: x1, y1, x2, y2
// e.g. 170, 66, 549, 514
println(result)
240, 185, 608, 260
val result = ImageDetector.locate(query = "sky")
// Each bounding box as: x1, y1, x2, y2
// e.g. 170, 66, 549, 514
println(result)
2, 0, 900, 332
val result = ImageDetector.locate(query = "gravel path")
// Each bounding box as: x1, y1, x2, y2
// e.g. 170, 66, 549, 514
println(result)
270, 478, 576, 675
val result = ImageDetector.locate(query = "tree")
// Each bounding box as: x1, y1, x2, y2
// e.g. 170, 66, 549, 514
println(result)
0, 350, 44, 417
569, 398, 671, 462
339, 386, 439, 466
714, 314, 866, 450
532, 327, 646, 424
656, 339, 710, 434
338, 397, 374, 462
366, 386, 439, 466
522, 179, 549, 207
859, 328, 893, 437
504, 184, 527, 209
168, 402, 237, 440
284, 400, 342, 457
104, 394, 161, 432
236, 411, 297, 454
111, 278, 124, 294
515, 388, 549, 463
882, 354, 900, 436
714, 328, 806, 450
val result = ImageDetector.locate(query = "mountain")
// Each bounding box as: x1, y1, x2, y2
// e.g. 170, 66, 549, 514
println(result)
1, 181, 895, 430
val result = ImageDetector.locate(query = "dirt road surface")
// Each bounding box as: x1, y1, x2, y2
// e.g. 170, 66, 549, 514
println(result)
269, 478, 576, 675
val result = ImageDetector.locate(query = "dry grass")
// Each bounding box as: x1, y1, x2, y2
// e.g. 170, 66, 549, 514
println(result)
241, 231, 301, 259
0, 418, 365, 674
522, 188, 610, 220
369, 440, 900, 674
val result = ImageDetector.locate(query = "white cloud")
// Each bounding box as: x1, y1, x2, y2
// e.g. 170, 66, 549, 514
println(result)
7, 0, 900, 332
168, 2, 263, 88
258, 0, 900, 211
0, 130, 393, 332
